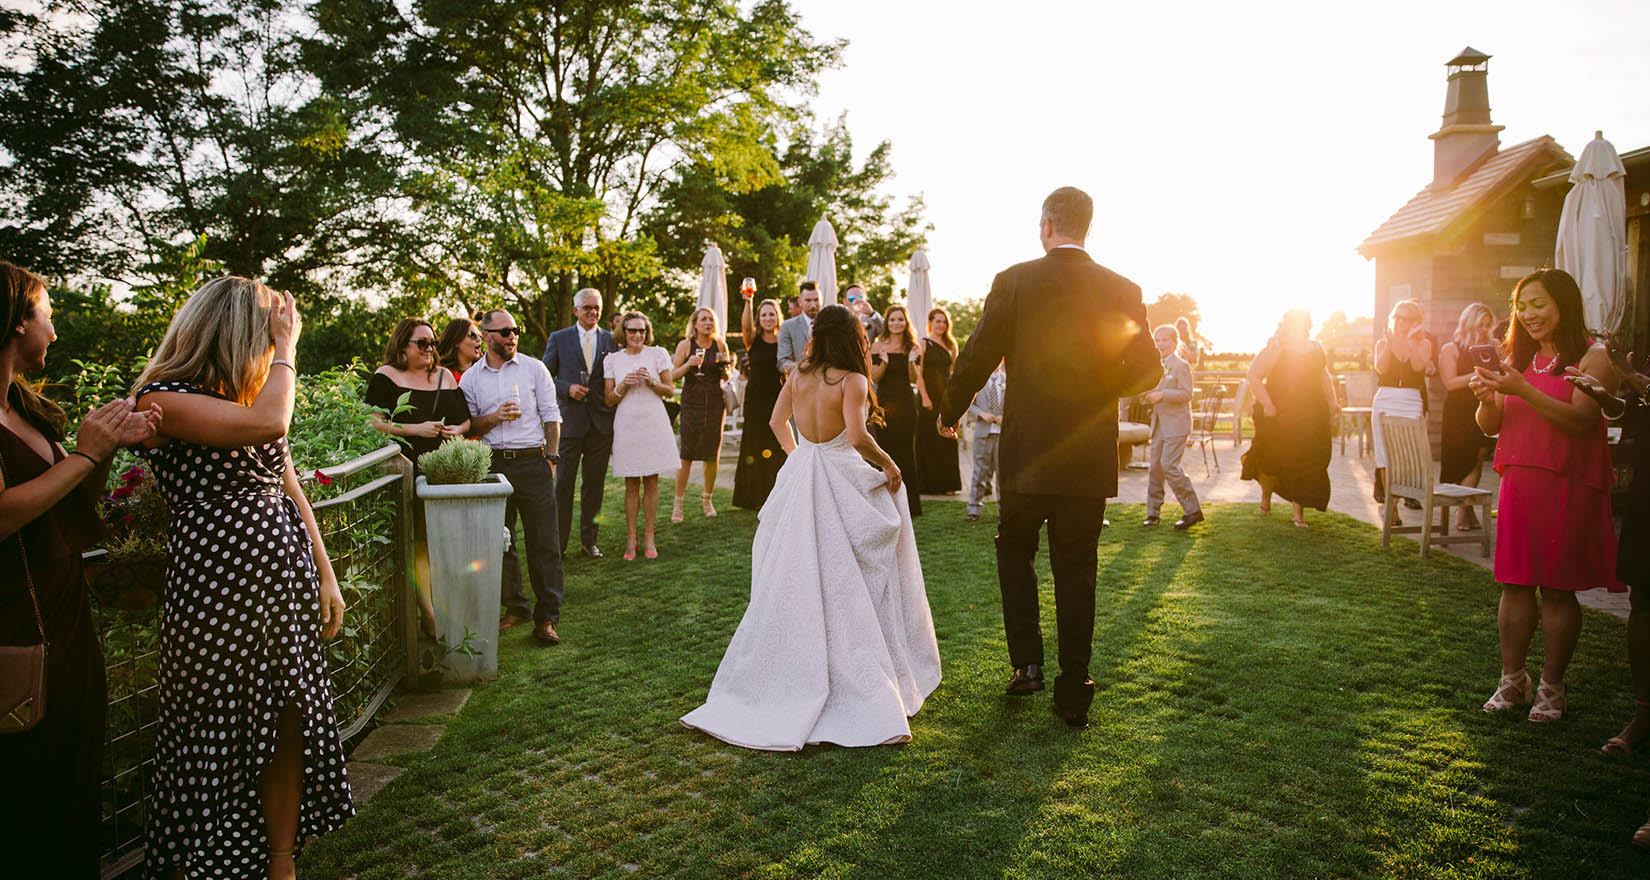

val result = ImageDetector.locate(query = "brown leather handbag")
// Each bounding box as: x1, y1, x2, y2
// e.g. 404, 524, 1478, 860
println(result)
0, 443, 49, 734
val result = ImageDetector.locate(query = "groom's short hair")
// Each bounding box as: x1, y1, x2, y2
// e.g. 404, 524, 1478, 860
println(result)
1041, 186, 1093, 239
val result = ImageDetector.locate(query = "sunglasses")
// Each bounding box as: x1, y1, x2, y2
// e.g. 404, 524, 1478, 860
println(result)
411, 339, 436, 350
467, 331, 483, 342
486, 327, 520, 338
577, 304, 602, 312
624, 326, 647, 334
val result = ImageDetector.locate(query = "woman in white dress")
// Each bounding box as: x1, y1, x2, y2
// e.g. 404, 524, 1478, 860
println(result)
604, 311, 679, 561
681, 305, 941, 751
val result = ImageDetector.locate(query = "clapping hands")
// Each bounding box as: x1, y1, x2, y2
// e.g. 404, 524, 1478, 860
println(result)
76, 398, 163, 460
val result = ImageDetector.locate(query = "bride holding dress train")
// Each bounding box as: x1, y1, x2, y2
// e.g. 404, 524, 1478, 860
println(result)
681, 304, 941, 751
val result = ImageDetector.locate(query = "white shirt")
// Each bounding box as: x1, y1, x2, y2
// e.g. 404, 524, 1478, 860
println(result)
460, 352, 562, 449
1055, 243, 1086, 252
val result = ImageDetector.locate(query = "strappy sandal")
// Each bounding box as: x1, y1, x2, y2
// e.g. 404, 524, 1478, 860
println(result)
1528, 678, 1566, 723
670, 496, 684, 523
1483, 669, 1532, 712
702, 492, 717, 518
1601, 700, 1650, 755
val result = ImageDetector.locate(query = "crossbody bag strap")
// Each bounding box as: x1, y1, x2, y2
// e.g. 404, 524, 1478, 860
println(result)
0, 444, 48, 648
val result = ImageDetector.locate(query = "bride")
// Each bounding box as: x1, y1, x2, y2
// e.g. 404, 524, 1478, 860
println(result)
681, 304, 941, 750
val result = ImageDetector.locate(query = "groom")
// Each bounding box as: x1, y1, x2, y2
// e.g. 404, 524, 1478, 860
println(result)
941, 186, 1160, 728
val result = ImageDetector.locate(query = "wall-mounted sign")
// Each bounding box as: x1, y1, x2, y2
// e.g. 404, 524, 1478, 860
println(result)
1483, 233, 1521, 246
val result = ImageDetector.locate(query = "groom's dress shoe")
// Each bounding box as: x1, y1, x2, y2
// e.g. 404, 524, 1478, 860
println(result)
1050, 701, 1089, 730
1005, 664, 1045, 695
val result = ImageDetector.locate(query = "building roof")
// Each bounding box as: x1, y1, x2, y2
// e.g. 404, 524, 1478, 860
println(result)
1533, 143, 1650, 188
1358, 135, 1573, 256
1448, 47, 1491, 67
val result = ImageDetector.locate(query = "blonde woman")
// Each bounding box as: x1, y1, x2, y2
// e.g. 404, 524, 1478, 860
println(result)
670, 306, 729, 520
1438, 303, 1498, 529
133, 278, 352, 879
1372, 298, 1435, 513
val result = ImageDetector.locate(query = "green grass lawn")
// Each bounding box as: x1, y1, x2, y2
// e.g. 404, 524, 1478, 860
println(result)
301, 483, 1650, 879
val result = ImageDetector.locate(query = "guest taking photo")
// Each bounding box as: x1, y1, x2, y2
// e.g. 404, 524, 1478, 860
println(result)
1372, 298, 1435, 515
1437, 303, 1497, 530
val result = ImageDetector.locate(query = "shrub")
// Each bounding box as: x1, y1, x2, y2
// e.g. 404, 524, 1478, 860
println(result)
418, 438, 494, 485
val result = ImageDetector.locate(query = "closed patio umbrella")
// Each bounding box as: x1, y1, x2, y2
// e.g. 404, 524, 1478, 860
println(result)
907, 249, 934, 340
1555, 131, 1628, 334
806, 218, 839, 306
697, 242, 728, 333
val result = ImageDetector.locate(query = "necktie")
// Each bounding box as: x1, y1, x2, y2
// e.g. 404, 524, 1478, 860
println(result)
581, 330, 595, 373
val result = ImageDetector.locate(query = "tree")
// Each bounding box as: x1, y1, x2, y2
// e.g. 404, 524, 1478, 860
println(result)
312, 0, 843, 348
1145, 292, 1206, 344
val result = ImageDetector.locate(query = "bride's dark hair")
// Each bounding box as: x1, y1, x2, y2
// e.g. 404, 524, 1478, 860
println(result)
800, 304, 884, 428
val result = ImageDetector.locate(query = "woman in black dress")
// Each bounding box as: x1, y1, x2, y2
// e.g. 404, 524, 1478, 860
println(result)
1437, 303, 1497, 529
733, 291, 786, 511
915, 307, 962, 494
870, 305, 922, 517
365, 318, 472, 471
133, 279, 352, 879
1241, 309, 1339, 527
0, 262, 160, 878
671, 307, 729, 521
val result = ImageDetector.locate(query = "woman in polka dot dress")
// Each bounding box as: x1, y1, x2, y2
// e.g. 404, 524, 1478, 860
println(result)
133, 278, 352, 879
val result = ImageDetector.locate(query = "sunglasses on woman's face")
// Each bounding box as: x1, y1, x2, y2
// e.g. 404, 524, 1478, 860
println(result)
412, 339, 436, 350
467, 331, 483, 342
487, 327, 520, 338
625, 326, 647, 335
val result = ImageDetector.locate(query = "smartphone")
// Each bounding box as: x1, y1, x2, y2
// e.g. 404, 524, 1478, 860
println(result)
870, 352, 884, 365
1467, 344, 1502, 373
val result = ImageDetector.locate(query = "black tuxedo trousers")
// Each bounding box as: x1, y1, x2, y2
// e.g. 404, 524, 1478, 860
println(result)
996, 492, 1107, 716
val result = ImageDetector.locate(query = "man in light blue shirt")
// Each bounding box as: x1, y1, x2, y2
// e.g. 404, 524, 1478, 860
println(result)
462, 308, 566, 646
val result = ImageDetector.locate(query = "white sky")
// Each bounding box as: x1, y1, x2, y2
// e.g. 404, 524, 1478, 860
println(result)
794, 0, 1650, 350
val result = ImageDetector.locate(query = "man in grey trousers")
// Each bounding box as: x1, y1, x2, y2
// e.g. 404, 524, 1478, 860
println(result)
966, 361, 1006, 521
1142, 324, 1203, 529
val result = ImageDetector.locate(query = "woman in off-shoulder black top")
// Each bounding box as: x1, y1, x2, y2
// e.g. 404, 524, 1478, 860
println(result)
364, 319, 472, 470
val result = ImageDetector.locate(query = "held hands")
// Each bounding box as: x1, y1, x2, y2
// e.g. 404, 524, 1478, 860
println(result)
936, 413, 959, 439
317, 569, 347, 640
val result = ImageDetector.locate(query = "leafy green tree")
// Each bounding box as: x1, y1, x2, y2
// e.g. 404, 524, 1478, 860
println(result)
1146, 292, 1206, 345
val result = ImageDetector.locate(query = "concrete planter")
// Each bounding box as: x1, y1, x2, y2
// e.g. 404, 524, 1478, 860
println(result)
416, 473, 513, 682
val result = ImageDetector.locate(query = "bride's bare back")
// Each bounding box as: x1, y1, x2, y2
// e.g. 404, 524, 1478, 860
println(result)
769, 362, 902, 493
788, 367, 853, 443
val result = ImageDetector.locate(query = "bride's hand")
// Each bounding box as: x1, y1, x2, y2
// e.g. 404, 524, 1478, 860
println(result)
884, 462, 903, 496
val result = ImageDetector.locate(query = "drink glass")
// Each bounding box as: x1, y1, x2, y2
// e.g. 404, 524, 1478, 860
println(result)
504, 382, 522, 420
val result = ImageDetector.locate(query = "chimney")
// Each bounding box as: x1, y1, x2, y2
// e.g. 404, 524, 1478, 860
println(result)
1428, 47, 1504, 189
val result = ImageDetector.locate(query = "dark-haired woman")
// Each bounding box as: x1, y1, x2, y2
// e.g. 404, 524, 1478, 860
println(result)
732, 290, 786, 511
436, 317, 484, 383
915, 307, 962, 495
871, 305, 922, 516
365, 318, 471, 471
1241, 309, 1338, 527
1471, 268, 1621, 724
681, 303, 939, 751
0, 261, 160, 878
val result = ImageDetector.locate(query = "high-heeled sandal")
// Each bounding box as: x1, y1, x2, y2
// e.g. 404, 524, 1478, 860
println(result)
1602, 700, 1650, 755
670, 496, 684, 523
1634, 812, 1650, 849
702, 492, 716, 517
643, 530, 657, 559
1528, 678, 1566, 722
622, 532, 638, 561
1482, 669, 1532, 712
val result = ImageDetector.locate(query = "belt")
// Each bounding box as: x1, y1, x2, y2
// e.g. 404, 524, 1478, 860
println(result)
491, 446, 545, 460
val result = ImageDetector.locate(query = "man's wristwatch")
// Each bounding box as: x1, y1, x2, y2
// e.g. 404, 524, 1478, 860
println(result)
545, 452, 561, 465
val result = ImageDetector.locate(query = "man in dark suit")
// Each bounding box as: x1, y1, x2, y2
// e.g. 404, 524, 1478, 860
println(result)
543, 288, 616, 558
940, 186, 1161, 728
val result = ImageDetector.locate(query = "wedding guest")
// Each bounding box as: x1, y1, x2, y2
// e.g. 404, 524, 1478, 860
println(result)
1471, 268, 1621, 723
1372, 299, 1435, 513
1143, 325, 1202, 529
670, 307, 729, 521
776, 281, 821, 375
1175, 317, 1202, 367
543, 288, 616, 558
845, 284, 883, 340
733, 289, 786, 510
1563, 339, 1650, 845
436, 317, 484, 382
915, 307, 962, 495
132, 278, 352, 878
1241, 309, 1338, 527
1437, 303, 1497, 529
604, 312, 678, 560
965, 361, 1006, 522
461, 308, 565, 646
871, 304, 921, 517
365, 318, 471, 470
0, 261, 159, 879
786, 295, 801, 319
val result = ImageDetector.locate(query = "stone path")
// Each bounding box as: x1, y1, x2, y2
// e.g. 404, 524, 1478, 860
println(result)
346, 688, 472, 803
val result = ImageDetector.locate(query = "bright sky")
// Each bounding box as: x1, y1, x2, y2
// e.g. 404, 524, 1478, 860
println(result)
795, 0, 1650, 351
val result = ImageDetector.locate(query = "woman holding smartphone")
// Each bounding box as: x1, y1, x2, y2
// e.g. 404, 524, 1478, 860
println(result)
1436, 303, 1497, 529
1470, 268, 1621, 724
1372, 299, 1435, 515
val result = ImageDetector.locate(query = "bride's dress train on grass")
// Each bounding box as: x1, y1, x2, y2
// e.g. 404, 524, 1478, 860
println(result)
680, 428, 941, 751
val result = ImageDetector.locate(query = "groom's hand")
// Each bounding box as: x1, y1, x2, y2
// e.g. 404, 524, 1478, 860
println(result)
937, 414, 958, 439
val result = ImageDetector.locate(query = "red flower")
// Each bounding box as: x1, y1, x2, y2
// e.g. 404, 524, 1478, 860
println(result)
313, 469, 333, 486
121, 466, 145, 485
110, 485, 135, 500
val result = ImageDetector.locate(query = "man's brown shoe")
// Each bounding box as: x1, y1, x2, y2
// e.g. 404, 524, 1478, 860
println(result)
499, 613, 530, 632
1005, 664, 1044, 695
534, 620, 560, 646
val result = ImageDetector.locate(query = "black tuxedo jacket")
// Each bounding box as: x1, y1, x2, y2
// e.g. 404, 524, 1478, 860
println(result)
942, 247, 1160, 499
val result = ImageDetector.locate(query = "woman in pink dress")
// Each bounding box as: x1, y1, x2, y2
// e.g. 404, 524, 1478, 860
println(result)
1470, 268, 1623, 723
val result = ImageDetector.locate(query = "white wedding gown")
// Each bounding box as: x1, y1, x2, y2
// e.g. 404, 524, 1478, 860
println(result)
680, 427, 942, 751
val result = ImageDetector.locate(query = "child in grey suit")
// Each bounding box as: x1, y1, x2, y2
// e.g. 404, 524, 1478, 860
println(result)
1144, 325, 1203, 528
967, 362, 1006, 520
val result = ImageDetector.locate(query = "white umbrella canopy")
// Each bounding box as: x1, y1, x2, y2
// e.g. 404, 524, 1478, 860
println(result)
1555, 132, 1628, 334
806, 217, 839, 305
697, 242, 728, 334
907, 249, 934, 340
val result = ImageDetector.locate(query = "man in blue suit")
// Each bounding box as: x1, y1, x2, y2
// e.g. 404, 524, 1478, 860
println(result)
543, 288, 616, 558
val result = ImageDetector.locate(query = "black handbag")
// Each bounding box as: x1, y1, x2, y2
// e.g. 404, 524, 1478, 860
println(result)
0, 443, 48, 734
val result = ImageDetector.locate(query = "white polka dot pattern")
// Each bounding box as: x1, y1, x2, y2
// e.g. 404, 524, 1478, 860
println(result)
136, 381, 355, 876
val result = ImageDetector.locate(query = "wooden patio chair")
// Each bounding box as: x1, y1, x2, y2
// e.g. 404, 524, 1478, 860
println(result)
1190, 386, 1226, 475
1340, 371, 1376, 456
1377, 413, 1493, 558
